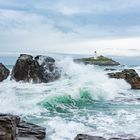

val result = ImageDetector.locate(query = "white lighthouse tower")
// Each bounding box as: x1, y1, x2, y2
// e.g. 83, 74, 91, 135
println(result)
94, 51, 97, 59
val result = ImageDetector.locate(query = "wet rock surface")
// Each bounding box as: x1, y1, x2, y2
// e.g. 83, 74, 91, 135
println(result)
0, 114, 20, 140
35, 55, 60, 82
0, 114, 46, 140
0, 63, 10, 82
75, 134, 140, 140
75, 134, 106, 140
18, 121, 46, 140
108, 69, 140, 89
104, 68, 117, 71
11, 54, 60, 83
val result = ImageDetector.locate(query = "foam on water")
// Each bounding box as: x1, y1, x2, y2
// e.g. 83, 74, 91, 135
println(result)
0, 58, 140, 140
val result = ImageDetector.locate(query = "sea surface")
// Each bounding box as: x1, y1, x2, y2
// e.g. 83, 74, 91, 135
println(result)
0, 54, 140, 140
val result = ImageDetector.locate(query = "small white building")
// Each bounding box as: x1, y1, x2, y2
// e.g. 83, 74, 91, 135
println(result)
94, 51, 97, 59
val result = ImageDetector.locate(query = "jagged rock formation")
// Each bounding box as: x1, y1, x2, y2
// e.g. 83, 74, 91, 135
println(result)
0, 114, 46, 140
0, 63, 10, 82
108, 69, 140, 89
35, 55, 60, 82
11, 54, 60, 83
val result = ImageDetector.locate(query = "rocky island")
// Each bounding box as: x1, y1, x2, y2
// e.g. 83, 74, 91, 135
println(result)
74, 56, 120, 66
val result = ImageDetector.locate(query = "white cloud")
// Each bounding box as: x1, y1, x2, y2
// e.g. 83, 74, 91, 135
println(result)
0, 9, 77, 53
50, 0, 140, 16
61, 37, 140, 56
0, 1, 140, 56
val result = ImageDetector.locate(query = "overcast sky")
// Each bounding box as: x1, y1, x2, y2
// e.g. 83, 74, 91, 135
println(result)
0, 0, 140, 56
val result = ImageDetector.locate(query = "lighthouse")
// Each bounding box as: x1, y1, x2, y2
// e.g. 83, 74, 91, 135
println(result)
94, 51, 97, 59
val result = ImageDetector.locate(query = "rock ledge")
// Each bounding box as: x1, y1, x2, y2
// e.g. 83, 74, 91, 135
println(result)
0, 114, 46, 140
75, 134, 139, 140
108, 69, 140, 89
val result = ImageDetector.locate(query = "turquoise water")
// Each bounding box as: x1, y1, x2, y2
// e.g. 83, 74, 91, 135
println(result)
0, 56, 140, 140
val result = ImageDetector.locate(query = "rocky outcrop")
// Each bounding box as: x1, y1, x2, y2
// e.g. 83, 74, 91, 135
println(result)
35, 55, 60, 83
0, 114, 20, 140
108, 69, 140, 89
75, 134, 106, 140
18, 121, 46, 140
0, 114, 46, 140
75, 134, 139, 140
74, 56, 120, 66
11, 54, 60, 83
0, 63, 10, 82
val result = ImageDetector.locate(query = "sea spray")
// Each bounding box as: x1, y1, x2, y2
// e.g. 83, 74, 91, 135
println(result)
0, 58, 130, 114
0, 57, 139, 140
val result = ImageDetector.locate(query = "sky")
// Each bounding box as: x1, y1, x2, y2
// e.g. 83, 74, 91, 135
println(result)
0, 0, 140, 56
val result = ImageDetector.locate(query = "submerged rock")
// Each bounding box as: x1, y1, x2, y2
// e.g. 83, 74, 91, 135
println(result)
74, 56, 120, 66
104, 68, 117, 71
108, 69, 140, 89
11, 54, 60, 83
0, 63, 10, 82
0, 114, 46, 140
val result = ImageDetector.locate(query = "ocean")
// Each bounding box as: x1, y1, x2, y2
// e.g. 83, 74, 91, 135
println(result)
0, 54, 140, 140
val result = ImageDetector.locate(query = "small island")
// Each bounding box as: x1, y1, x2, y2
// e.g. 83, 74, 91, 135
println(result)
74, 55, 120, 66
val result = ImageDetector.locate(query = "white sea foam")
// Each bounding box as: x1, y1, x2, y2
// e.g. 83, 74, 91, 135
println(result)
0, 58, 131, 114
0, 58, 140, 140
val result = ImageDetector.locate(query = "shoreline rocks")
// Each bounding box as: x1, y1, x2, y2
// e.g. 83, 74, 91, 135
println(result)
75, 134, 139, 140
108, 69, 140, 89
74, 56, 120, 66
0, 63, 10, 82
18, 121, 46, 140
11, 54, 60, 83
75, 134, 106, 140
0, 114, 46, 140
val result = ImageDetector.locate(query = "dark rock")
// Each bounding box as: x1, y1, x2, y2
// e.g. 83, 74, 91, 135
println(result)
35, 55, 55, 63
0, 63, 10, 82
74, 56, 120, 66
11, 54, 43, 83
0, 114, 20, 140
75, 134, 139, 140
17, 137, 38, 140
75, 134, 106, 140
11, 54, 60, 83
104, 68, 117, 71
108, 69, 140, 89
18, 121, 46, 140
0, 114, 46, 140
35, 55, 60, 82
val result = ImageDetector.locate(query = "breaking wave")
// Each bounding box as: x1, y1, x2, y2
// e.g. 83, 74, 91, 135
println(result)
0, 58, 140, 140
